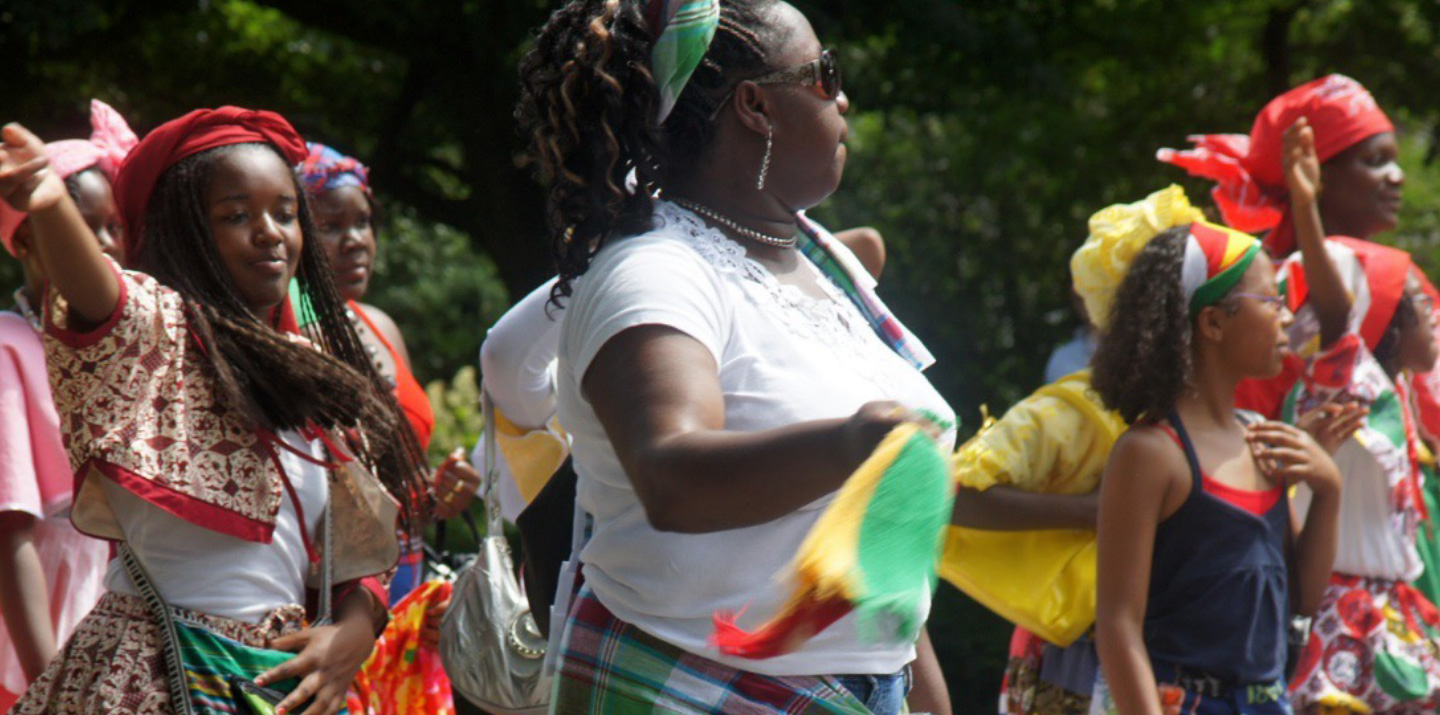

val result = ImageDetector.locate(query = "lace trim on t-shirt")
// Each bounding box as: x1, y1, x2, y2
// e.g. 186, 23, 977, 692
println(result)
652, 201, 898, 387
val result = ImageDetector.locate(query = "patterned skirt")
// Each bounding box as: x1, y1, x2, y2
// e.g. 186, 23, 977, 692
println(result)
12, 591, 305, 714
1000, 626, 1097, 715
1289, 574, 1440, 713
551, 587, 873, 714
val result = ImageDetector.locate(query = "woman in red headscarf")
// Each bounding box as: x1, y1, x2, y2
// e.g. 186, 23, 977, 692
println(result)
0, 108, 428, 715
1158, 74, 1416, 422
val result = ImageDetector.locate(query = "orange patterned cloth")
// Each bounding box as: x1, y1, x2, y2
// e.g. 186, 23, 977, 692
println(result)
347, 580, 455, 715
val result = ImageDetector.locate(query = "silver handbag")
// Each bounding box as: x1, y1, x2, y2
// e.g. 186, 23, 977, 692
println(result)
439, 390, 551, 714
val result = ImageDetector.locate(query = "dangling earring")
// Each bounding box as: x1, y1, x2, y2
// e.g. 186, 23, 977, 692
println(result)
756, 124, 772, 191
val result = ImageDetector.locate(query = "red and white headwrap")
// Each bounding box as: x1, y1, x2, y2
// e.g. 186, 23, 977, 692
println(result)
113, 106, 308, 267
0, 99, 138, 256
1157, 74, 1394, 256
1181, 221, 1262, 315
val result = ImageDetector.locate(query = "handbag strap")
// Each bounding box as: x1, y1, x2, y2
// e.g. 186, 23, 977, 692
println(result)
317, 489, 334, 625
119, 543, 196, 715
481, 388, 505, 539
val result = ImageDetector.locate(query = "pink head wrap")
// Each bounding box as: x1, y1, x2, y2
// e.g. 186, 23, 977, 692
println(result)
1157, 74, 1394, 256
0, 99, 138, 257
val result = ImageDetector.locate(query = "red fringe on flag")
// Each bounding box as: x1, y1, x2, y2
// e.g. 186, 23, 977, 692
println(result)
711, 593, 854, 659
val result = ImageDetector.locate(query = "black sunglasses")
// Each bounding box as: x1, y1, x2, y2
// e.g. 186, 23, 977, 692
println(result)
708, 49, 843, 121
749, 48, 842, 100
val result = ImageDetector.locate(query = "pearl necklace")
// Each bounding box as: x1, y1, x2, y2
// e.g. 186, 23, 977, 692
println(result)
12, 289, 41, 332
670, 198, 799, 249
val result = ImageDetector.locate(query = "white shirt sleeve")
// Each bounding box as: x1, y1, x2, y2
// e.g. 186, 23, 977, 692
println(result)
565, 235, 729, 385
480, 277, 564, 431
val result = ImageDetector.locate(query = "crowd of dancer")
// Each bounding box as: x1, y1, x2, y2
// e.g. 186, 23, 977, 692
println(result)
2, 0, 1439, 714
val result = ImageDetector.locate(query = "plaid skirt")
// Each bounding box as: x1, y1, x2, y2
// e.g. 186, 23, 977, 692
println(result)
1289, 574, 1440, 713
12, 591, 305, 714
551, 587, 873, 714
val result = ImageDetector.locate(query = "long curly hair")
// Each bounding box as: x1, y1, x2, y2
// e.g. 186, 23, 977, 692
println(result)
132, 142, 428, 526
1091, 227, 1196, 424
516, 0, 782, 308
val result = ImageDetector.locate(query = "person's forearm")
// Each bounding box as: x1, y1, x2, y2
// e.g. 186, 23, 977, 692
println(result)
1291, 193, 1349, 347
627, 418, 872, 533
0, 518, 57, 681
1096, 620, 1163, 715
950, 486, 1098, 530
1292, 489, 1341, 617
28, 193, 120, 326
907, 627, 952, 715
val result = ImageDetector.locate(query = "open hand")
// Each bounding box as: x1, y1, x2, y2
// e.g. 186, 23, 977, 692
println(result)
1296, 402, 1367, 454
1283, 117, 1322, 207
1246, 420, 1342, 497
256, 617, 376, 715
0, 124, 67, 214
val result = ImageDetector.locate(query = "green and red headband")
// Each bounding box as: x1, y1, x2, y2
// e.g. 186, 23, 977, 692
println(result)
1180, 221, 1262, 315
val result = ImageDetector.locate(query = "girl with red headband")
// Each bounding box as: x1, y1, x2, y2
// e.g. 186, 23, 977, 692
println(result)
1090, 132, 1343, 712
0, 99, 135, 713
0, 107, 428, 715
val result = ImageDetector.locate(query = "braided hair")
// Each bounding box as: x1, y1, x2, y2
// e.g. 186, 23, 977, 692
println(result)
517, 0, 783, 308
1091, 227, 1197, 424
132, 142, 428, 526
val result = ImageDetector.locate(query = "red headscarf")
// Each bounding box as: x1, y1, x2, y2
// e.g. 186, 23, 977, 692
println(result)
1157, 74, 1394, 256
114, 106, 308, 267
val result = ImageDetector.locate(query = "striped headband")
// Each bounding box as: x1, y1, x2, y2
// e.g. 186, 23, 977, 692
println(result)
646, 0, 720, 123
1180, 221, 1262, 315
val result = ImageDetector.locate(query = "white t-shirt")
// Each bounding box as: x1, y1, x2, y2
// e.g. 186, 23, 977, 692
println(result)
476, 276, 564, 521
557, 201, 956, 676
103, 430, 328, 624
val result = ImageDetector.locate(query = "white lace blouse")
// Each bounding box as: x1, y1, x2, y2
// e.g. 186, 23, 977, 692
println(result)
556, 200, 955, 677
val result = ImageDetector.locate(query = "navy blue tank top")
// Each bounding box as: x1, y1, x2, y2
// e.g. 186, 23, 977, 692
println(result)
1143, 411, 1290, 685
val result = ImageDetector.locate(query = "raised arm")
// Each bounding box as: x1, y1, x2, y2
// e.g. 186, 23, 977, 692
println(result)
583, 324, 910, 533
1285, 117, 1350, 348
0, 124, 119, 326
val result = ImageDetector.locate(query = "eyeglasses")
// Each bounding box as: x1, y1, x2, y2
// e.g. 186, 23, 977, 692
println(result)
709, 49, 842, 121
749, 48, 842, 100
1230, 293, 1289, 313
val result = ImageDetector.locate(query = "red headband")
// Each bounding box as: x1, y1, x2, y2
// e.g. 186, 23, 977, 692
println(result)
1158, 75, 1394, 256
114, 106, 308, 266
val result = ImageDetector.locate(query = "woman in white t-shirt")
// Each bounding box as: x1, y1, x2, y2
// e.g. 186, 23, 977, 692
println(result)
516, 1, 954, 713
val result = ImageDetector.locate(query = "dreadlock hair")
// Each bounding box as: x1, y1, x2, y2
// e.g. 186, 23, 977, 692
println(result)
1091, 226, 1198, 425
517, 0, 783, 308
132, 142, 428, 527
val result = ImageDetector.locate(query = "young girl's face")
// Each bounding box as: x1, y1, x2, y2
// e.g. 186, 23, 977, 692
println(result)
1394, 278, 1439, 374
311, 185, 375, 302
70, 168, 124, 263
1217, 252, 1293, 378
205, 145, 303, 319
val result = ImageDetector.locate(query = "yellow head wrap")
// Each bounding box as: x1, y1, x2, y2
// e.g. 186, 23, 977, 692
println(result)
1070, 185, 1205, 330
